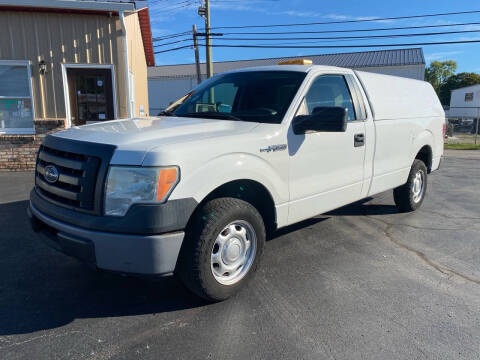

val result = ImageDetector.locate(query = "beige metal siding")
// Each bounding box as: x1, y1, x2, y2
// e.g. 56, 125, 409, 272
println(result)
0, 10, 128, 120
124, 11, 149, 117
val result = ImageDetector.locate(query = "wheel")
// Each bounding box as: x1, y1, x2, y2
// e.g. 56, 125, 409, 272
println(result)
176, 197, 265, 302
393, 159, 428, 212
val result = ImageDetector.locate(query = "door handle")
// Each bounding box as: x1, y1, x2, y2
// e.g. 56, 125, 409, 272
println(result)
354, 133, 365, 147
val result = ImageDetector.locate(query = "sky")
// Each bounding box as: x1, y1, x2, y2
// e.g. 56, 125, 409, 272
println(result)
146, 0, 480, 73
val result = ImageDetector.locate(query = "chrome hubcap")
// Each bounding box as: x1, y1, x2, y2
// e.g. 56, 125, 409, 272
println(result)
211, 220, 257, 285
412, 170, 425, 203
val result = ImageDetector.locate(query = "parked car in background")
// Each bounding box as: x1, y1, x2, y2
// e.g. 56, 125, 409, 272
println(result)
28, 63, 444, 301
471, 119, 480, 134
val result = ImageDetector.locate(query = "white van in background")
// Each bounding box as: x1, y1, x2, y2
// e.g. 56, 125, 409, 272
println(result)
29, 64, 445, 301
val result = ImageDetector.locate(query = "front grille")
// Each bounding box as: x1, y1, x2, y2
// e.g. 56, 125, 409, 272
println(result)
36, 145, 100, 210
34, 136, 116, 214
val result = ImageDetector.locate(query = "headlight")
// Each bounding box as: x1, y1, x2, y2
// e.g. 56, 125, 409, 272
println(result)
104, 166, 179, 216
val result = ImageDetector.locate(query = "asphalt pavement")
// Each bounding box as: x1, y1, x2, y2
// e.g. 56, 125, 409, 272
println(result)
1, 150, 479, 360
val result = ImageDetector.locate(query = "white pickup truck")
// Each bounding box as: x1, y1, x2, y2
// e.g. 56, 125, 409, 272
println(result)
29, 64, 444, 301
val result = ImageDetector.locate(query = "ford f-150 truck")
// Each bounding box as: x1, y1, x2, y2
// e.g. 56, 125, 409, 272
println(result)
28, 64, 444, 301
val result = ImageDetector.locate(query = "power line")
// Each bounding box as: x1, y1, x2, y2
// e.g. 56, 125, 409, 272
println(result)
210, 29, 480, 42
155, 0, 192, 8
150, 9, 480, 57
198, 39, 480, 49
152, 27, 480, 46
205, 10, 480, 30
154, 45, 193, 54
153, 38, 192, 47
149, 1, 195, 13
152, 31, 192, 42
210, 0, 279, 2
150, 21, 480, 44
153, 31, 191, 40
153, 38, 480, 55
148, 0, 184, 4
218, 21, 480, 36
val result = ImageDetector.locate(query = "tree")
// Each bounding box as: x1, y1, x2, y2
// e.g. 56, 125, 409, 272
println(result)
424, 60, 457, 93
439, 72, 480, 105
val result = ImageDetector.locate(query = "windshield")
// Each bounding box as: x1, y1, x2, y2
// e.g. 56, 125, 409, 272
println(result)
168, 71, 306, 124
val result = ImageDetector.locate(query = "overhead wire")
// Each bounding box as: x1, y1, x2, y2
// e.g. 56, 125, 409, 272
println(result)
217, 21, 480, 36
152, 31, 192, 42
151, 22, 480, 43
154, 45, 193, 54
153, 38, 480, 54
198, 39, 480, 49
209, 29, 480, 42
152, 27, 480, 49
150, 7, 480, 55
153, 38, 192, 47
204, 10, 480, 30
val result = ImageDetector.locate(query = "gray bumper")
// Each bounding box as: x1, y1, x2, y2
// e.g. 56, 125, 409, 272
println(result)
29, 202, 184, 275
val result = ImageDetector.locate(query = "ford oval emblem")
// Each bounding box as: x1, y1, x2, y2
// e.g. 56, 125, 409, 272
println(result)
44, 165, 59, 184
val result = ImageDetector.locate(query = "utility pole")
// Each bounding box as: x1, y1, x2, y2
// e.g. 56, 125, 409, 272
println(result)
192, 24, 201, 84
476, 108, 479, 145
204, 0, 213, 78
197, 0, 214, 103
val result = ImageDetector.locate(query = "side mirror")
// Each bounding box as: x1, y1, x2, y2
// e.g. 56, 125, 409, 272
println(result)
292, 106, 348, 134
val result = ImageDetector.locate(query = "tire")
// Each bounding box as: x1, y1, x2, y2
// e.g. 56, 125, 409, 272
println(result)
393, 159, 428, 212
176, 197, 265, 302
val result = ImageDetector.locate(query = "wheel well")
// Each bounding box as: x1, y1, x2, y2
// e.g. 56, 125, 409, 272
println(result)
415, 145, 433, 173
197, 180, 277, 235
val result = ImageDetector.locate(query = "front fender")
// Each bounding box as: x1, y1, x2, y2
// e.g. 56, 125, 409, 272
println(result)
171, 152, 288, 207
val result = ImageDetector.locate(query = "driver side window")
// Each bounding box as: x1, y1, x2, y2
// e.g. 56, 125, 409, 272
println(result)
297, 75, 356, 121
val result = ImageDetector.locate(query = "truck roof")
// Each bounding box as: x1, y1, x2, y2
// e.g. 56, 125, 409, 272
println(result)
219, 64, 444, 121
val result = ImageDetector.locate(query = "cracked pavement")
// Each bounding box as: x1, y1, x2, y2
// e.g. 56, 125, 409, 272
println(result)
1, 150, 479, 359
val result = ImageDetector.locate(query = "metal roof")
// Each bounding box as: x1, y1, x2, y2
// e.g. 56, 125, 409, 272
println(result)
0, 0, 136, 11
149, 48, 425, 78
451, 84, 480, 93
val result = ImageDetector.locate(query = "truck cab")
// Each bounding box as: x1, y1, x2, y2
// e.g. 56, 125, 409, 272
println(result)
29, 64, 444, 301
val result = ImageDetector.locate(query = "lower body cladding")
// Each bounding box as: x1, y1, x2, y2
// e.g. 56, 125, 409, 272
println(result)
28, 203, 186, 276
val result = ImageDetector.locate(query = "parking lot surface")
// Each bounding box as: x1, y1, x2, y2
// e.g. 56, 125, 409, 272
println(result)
1, 150, 479, 360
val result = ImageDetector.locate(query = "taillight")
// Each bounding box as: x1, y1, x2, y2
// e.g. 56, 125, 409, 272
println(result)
442, 122, 446, 137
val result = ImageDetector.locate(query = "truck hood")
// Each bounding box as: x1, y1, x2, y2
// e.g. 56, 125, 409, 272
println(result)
52, 116, 260, 165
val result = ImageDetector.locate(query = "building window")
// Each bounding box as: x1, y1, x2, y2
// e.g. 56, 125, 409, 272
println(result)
0, 60, 35, 134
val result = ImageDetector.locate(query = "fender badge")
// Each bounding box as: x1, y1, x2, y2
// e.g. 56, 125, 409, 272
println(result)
260, 144, 287, 153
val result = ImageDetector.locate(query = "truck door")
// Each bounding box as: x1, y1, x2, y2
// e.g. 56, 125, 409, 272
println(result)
287, 73, 367, 224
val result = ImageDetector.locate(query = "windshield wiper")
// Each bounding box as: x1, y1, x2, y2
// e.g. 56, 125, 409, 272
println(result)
158, 110, 175, 116
177, 112, 243, 121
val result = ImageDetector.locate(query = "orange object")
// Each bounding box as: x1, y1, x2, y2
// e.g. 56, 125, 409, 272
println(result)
156, 168, 178, 201
278, 59, 313, 65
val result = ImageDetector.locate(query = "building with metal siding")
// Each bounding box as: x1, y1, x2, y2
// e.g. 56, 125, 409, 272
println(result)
148, 48, 426, 115
0, 0, 154, 171
449, 84, 480, 119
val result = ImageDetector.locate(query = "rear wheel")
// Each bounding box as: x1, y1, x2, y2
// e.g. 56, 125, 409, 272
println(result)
176, 197, 265, 302
393, 159, 428, 212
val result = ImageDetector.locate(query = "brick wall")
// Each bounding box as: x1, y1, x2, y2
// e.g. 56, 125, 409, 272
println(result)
0, 120, 65, 171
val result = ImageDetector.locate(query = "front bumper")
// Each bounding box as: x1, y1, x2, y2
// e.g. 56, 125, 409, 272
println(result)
31, 188, 197, 235
28, 202, 185, 275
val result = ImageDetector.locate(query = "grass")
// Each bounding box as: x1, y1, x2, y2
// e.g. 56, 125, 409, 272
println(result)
444, 143, 480, 150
